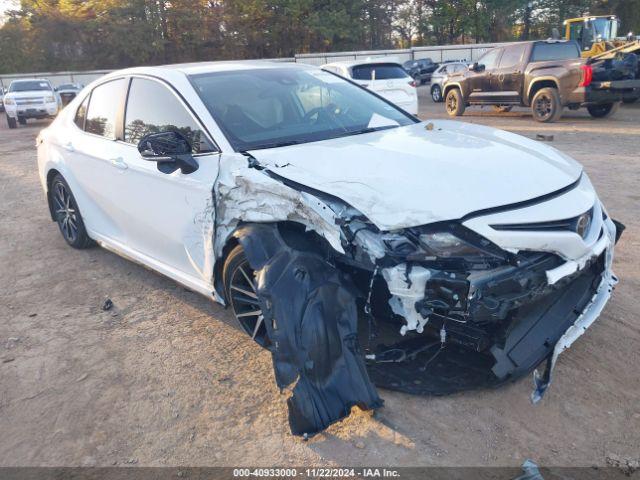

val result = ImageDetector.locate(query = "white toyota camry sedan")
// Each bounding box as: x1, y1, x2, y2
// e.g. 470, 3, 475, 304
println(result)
37, 61, 623, 437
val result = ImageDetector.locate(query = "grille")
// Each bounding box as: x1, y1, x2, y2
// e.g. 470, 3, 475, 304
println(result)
491, 208, 594, 239
16, 97, 45, 106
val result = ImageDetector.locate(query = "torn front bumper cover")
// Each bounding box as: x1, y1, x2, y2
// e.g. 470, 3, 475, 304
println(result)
530, 219, 621, 403
531, 257, 618, 403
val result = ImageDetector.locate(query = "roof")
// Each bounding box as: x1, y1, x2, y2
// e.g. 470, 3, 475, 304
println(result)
111, 60, 312, 78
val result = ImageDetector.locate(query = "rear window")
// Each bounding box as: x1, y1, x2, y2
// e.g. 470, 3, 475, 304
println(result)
531, 42, 580, 62
352, 63, 409, 80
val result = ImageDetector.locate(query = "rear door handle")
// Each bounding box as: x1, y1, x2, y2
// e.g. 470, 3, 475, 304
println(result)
110, 157, 128, 170
63, 142, 74, 152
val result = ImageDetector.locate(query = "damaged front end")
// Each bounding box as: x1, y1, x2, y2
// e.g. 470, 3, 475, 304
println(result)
216, 155, 622, 438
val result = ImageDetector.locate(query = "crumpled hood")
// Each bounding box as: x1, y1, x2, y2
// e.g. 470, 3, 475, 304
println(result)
248, 121, 583, 231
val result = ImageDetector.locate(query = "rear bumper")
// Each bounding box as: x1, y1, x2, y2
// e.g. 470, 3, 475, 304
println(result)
566, 79, 640, 105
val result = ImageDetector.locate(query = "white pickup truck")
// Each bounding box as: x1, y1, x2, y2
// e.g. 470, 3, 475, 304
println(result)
3, 78, 61, 128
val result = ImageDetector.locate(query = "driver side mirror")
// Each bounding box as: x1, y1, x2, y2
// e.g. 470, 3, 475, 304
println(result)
470, 62, 485, 72
138, 130, 199, 175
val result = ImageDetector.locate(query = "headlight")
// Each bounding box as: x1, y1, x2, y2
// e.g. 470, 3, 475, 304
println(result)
419, 232, 488, 257
4, 97, 15, 105
45, 96, 55, 103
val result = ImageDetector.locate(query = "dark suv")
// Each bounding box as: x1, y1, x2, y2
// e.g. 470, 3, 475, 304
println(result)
443, 40, 640, 122
403, 58, 438, 84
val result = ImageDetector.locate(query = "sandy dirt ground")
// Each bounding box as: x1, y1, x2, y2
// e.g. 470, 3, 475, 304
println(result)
0, 90, 638, 468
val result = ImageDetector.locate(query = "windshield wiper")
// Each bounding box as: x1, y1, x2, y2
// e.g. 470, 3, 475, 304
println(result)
342, 125, 399, 137
246, 139, 303, 151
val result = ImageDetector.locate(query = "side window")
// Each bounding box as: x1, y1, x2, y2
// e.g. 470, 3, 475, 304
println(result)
124, 78, 215, 154
499, 45, 527, 68
478, 49, 501, 70
74, 95, 89, 130
85, 79, 127, 139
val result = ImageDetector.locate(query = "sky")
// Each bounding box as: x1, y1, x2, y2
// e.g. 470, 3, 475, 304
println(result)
0, 0, 17, 24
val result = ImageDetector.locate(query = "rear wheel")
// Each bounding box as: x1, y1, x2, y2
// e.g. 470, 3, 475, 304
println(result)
6, 114, 16, 129
587, 102, 620, 118
445, 88, 465, 117
223, 244, 268, 346
18, 116, 26, 125
50, 174, 93, 249
431, 84, 443, 102
531, 87, 562, 123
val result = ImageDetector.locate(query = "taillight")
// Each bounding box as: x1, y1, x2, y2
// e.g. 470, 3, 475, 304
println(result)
579, 65, 593, 87
408, 80, 417, 87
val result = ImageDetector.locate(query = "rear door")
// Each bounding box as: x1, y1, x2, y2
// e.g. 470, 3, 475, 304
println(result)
493, 43, 528, 103
351, 63, 415, 108
64, 78, 132, 243
468, 48, 502, 102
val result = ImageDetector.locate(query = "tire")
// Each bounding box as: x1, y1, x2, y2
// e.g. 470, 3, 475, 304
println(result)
493, 105, 513, 113
50, 174, 93, 249
223, 244, 268, 346
531, 87, 563, 123
622, 97, 638, 104
445, 88, 465, 117
587, 102, 620, 118
18, 116, 26, 125
431, 84, 443, 102
6, 114, 16, 129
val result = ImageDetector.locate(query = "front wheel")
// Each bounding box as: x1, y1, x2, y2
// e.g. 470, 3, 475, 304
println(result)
223, 244, 268, 346
50, 174, 93, 249
6, 114, 16, 129
587, 102, 620, 118
431, 84, 443, 102
445, 88, 465, 117
531, 87, 562, 123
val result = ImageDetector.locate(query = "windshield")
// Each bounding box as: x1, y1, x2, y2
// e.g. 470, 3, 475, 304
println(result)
9, 81, 52, 92
591, 18, 618, 41
58, 84, 77, 90
190, 67, 416, 151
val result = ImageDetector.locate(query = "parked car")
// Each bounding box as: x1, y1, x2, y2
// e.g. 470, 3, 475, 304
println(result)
55, 83, 83, 105
37, 61, 622, 437
443, 40, 640, 122
321, 60, 418, 114
403, 58, 439, 83
430, 61, 469, 102
4, 78, 61, 128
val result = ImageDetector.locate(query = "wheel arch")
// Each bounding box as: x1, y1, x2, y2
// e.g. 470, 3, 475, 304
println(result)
527, 78, 560, 106
214, 220, 335, 303
443, 82, 463, 99
45, 168, 62, 221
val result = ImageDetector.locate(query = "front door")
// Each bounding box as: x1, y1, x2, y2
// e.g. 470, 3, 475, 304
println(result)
115, 76, 221, 289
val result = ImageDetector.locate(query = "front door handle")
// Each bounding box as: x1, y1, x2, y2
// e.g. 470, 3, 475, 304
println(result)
63, 142, 74, 152
110, 157, 128, 170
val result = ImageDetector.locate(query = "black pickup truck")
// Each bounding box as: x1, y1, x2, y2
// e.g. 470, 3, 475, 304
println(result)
443, 40, 640, 122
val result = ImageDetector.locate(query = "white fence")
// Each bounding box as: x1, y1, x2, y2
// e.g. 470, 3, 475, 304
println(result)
0, 42, 513, 88
293, 42, 512, 66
